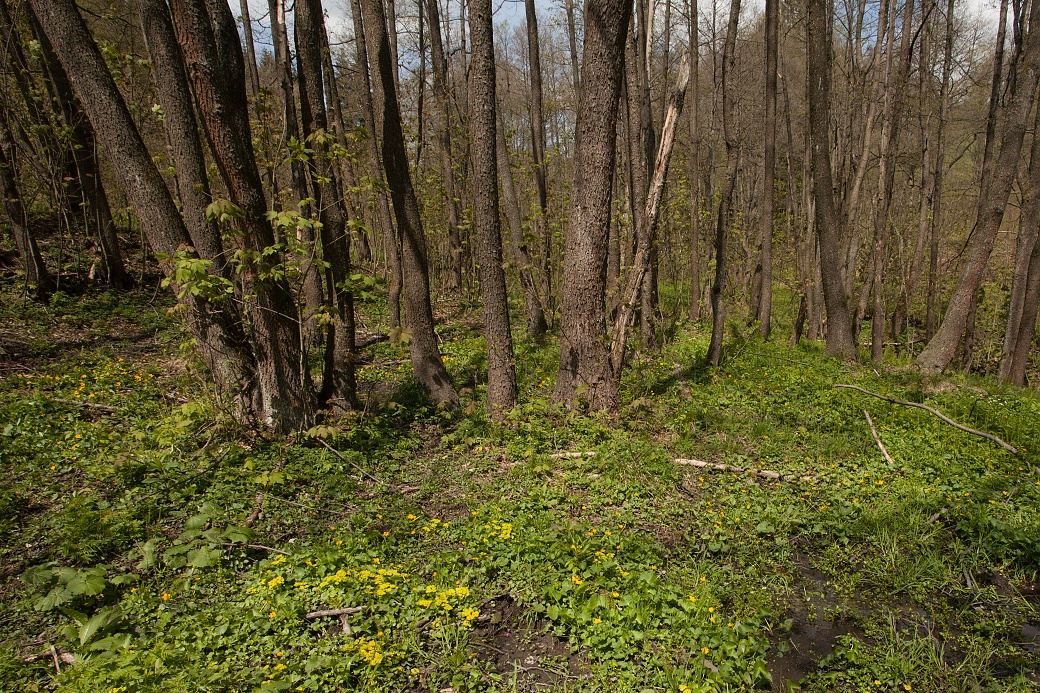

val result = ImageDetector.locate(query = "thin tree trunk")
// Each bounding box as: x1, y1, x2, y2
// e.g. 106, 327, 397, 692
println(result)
553, 0, 632, 410
869, 0, 915, 362
169, 0, 313, 429
469, 0, 517, 416
29, 6, 131, 289
387, 0, 400, 94
689, 0, 700, 321
706, 0, 740, 366
807, 0, 858, 360
565, 0, 581, 100
0, 122, 51, 298
496, 103, 548, 338
756, 0, 777, 338
905, 2, 934, 333
999, 95, 1040, 381
359, 0, 458, 406
525, 0, 553, 318
238, 0, 261, 97
32, 0, 262, 423
926, 0, 954, 341
425, 0, 463, 291
350, 0, 400, 328
1006, 221, 1040, 385
918, 0, 1040, 374
296, 0, 358, 409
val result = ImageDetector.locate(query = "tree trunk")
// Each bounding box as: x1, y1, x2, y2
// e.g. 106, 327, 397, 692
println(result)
868, 0, 915, 361
565, 0, 581, 100
706, 0, 740, 366
238, 0, 261, 97
296, 0, 358, 409
525, 0, 553, 318
31, 0, 263, 423
349, 0, 400, 328
917, 0, 1040, 374
29, 5, 131, 289
469, 0, 518, 417
169, 0, 313, 429
425, 0, 464, 291
359, 0, 458, 406
926, 0, 954, 341
807, 0, 858, 360
756, 0, 777, 338
689, 0, 700, 321
0, 122, 51, 298
139, 0, 228, 275
496, 103, 548, 338
999, 92, 1040, 382
553, 0, 632, 410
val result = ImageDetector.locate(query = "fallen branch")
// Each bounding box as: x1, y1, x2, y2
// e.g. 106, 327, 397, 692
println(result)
547, 451, 596, 459
834, 384, 1018, 455
304, 606, 365, 620
674, 458, 810, 482
222, 542, 290, 556
53, 398, 117, 413
926, 508, 947, 524
319, 440, 385, 485
863, 409, 895, 465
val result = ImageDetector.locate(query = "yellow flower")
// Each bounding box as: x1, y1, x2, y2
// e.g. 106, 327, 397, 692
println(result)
571, 575, 582, 585
701, 647, 709, 655
269, 610, 277, 618
708, 607, 715, 613
161, 593, 171, 601
592, 618, 602, 624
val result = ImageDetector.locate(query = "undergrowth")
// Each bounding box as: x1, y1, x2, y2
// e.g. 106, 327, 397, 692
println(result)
1, 284, 1038, 692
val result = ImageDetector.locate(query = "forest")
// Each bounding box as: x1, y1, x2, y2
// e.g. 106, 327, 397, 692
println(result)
1, 0, 1040, 687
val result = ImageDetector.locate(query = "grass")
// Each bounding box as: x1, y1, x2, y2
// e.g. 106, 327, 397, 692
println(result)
1, 282, 1038, 692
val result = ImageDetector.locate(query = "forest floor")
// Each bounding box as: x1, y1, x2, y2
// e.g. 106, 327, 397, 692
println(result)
1, 281, 1039, 692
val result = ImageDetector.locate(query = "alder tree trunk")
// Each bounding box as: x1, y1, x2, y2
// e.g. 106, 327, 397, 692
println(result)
0, 123, 51, 298
350, 0, 401, 328
999, 98, 1040, 383
238, 0, 261, 97
169, 0, 313, 429
917, 0, 1040, 374
926, 0, 955, 341
30, 7, 130, 289
807, 0, 858, 360
553, 0, 632, 411
525, 0, 553, 318
296, 0, 358, 409
31, 0, 263, 423
689, 0, 700, 321
359, 0, 458, 407
565, 0, 581, 100
469, 0, 518, 417
706, 0, 740, 366
756, 0, 778, 338
496, 103, 549, 338
425, 0, 464, 291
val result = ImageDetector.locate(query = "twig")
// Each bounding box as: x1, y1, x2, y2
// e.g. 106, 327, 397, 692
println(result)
53, 398, 117, 413
834, 384, 1018, 455
222, 542, 290, 556
863, 409, 895, 464
304, 606, 365, 619
318, 440, 385, 485
926, 508, 947, 524
547, 451, 596, 459
674, 458, 811, 482
50, 645, 60, 675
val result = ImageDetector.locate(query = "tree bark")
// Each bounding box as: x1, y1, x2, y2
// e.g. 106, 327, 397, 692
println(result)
295, 0, 358, 409
349, 0, 400, 328
807, 0, 858, 360
359, 0, 458, 406
706, 0, 740, 366
30, 0, 262, 422
169, 0, 313, 429
469, 0, 518, 417
917, 0, 1040, 374
565, 0, 581, 100
238, 0, 260, 97
0, 121, 51, 298
756, 0, 777, 338
496, 104, 548, 338
553, 0, 632, 410
29, 5, 131, 289
425, 0, 464, 291
688, 0, 700, 321
525, 0, 553, 317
